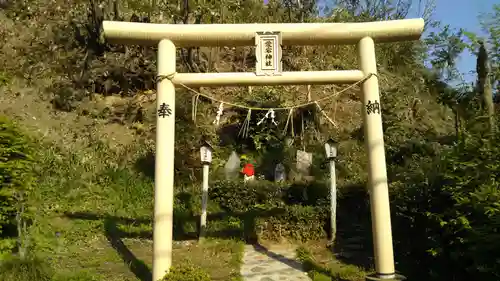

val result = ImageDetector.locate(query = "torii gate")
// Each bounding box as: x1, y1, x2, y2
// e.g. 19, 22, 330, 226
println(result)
102, 18, 424, 281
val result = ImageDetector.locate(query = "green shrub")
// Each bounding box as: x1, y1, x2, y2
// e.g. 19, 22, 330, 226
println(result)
284, 181, 330, 207
257, 205, 327, 241
210, 180, 286, 213
0, 238, 16, 260
310, 272, 332, 281
0, 71, 12, 86
392, 134, 500, 281
0, 116, 35, 257
209, 180, 374, 242
210, 180, 329, 241
162, 263, 211, 281
0, 255, 53, 281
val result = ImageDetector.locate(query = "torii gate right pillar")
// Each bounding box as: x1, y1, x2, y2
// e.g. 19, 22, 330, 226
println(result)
359, 36, 403, 281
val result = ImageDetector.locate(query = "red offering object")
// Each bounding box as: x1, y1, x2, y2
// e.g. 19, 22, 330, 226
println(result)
241, 163, 255, 177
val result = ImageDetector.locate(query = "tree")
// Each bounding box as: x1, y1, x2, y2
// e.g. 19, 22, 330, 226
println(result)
480, 4, 500, 97
475, 40, 495, 133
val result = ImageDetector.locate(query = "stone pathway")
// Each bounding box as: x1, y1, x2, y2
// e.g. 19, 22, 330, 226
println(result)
240, 244, 311, 281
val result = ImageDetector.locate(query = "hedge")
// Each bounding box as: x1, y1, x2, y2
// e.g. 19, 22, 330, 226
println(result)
209, 179, 331, 242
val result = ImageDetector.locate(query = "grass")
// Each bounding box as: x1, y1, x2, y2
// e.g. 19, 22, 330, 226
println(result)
0, 108, 372, 281
0, 114, 372, 281
6, 135, 245, 281
296, 242, 369, 281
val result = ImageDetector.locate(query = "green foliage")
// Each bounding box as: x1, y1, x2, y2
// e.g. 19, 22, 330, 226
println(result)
285, 181, 330, 206
0, 71, 12, 86
161, 263, 211, 281
0, 116, 35, 256
258, 205, 327, 241
53, 271, 100, 281
311, 272, 332, 281
479, 4, 500, 94
0, 255, 53, 281
96, 167, 153, 215
210, 180, 331, 212
425, 24, 468, 81
210, 180, 286, 213
210, 180, 328, 241
296, 247, 322, 271
296, 247, 365, 281
0, 239, 16, 260
392, 133, 500, 281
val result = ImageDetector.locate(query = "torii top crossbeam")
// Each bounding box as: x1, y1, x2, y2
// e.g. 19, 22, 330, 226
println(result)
102, 18, 424, 47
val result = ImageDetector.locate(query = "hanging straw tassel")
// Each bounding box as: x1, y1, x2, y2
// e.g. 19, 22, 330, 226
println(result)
238, 109, 252, 138
282, 108, 295, 137
191, 94, 200, 123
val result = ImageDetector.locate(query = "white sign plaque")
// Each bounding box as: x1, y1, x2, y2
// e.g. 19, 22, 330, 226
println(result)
255, 31, 282, 76
200, 146, 212, 163
325, 144, 337, 159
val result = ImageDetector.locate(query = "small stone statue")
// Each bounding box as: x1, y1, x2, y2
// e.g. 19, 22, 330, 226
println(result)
224, 151, 240, 180
274, 163, 286, 182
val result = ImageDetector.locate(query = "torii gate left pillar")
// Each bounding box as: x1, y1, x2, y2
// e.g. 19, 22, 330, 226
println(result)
103, 18, 424, 281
